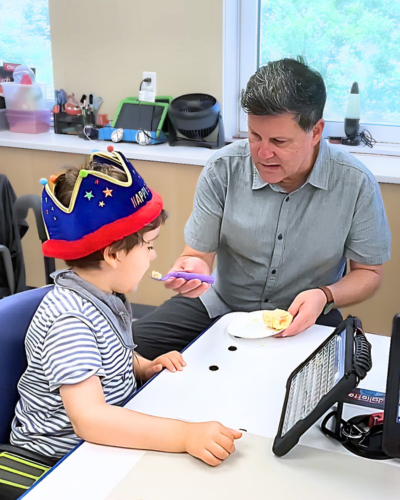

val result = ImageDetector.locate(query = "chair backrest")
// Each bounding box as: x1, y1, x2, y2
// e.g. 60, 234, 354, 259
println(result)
0, 244, 15, 296
13, 194, 47, 243
0, 286, 53, 443
13, 194, 56, 285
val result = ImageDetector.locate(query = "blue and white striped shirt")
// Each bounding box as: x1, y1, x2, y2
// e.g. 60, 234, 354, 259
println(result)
10, 286, 136, 459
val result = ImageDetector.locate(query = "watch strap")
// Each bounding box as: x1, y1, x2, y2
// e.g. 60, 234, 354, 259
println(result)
318, 286, 334, 304
318, 286, 335, 314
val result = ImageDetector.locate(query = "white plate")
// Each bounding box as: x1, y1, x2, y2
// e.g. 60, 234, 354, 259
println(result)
226, 311, 284, 339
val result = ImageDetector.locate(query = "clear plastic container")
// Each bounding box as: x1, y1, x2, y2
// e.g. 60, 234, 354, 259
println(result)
1, 82, 47, 111
6, 110, 51, 134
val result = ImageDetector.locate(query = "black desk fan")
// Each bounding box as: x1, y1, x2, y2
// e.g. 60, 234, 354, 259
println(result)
168, 93, 225, 149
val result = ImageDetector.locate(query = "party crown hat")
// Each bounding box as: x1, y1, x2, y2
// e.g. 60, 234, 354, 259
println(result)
41, 148, 163, 260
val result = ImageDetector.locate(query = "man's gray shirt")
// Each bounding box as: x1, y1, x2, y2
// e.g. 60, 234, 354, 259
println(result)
184, 139, 391, 318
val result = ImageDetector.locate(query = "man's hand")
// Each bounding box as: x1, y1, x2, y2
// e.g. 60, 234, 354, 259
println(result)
165, 256, 212, 298
276, 289, 327, 338
140, 351, 187, 381
184, 422, 242, 466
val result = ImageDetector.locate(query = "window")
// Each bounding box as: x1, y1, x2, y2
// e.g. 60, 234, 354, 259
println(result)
0, 0, 54, 101
228, 0, 400, 142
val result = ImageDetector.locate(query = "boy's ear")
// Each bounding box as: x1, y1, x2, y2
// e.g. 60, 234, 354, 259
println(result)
103, 246, 119, 269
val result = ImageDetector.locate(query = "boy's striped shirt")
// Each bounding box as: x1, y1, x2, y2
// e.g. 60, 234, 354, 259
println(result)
10, 286, 136, 459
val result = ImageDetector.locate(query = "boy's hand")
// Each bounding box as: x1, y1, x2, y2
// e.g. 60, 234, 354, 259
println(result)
184, 422, 242, 466
142, 351, 187, 380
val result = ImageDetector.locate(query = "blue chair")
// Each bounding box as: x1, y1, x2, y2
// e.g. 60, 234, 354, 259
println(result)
0, 286, 56, 499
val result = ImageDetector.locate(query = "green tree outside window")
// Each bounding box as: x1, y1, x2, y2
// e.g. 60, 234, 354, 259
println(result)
259, 0, 400, 125
1, 0, 54, 99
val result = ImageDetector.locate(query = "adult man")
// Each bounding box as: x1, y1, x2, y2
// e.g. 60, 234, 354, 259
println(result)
133, 58, 391, 360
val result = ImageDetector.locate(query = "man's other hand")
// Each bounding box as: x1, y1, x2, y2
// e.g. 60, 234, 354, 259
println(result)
275, 289, 327, 337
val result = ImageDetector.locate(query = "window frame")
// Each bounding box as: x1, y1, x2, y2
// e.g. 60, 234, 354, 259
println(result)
223, 0, 400, 146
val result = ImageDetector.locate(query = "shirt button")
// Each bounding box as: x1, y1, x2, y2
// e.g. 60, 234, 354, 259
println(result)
278, 234, 283, 240
271, 269, 276, 275
285, 197, 290, 202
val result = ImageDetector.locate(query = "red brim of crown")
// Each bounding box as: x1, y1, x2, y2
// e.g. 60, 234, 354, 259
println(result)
42, 191, 163, 260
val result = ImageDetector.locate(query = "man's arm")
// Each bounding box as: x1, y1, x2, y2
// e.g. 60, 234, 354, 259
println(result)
280, 261, 383, 337
329, 261, 383, 307
60, 376, 242, 466
282, 171, 390, 338
164, 245, 217, 297
165, 157, 226, 298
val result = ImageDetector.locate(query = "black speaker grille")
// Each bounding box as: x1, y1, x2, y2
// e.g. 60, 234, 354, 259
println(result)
178, 126, 215, 139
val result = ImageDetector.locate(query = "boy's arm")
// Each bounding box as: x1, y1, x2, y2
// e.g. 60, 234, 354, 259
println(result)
61, 376, 187, 452
60, 376, 241, 466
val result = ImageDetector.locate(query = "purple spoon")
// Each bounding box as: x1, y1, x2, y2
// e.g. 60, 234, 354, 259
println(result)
151, 271, 215, 285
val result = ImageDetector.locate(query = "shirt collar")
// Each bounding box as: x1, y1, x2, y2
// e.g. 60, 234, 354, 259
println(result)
251, 139, 330, 192
307, 139, 329, 190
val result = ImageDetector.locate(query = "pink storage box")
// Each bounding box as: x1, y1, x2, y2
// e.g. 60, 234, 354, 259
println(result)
6, 110, 51, 134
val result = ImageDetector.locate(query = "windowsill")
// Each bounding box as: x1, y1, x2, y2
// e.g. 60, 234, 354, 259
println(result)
0, 129, 216, 167
1, 129, 400, 184
325, 141, 400, 158
229, 135, 400, 157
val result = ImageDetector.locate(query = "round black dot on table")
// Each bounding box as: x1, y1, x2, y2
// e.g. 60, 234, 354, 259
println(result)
228, 346, 237, 351
209, 365, 219, 371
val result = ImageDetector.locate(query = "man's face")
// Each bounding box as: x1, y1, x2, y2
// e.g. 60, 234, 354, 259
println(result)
248, 113, 324, 185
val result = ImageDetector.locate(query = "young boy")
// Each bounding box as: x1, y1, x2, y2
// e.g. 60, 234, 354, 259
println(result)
10, 148, 241, 467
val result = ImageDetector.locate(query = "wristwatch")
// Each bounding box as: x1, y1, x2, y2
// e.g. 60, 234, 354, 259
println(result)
318, 286, 335, 315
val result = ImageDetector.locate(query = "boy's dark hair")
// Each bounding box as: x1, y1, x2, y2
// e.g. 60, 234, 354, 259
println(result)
241, 57, 326, 132
53, 160, 167, 270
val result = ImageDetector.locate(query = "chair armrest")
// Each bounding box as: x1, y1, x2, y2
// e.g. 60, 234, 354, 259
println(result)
0, 443, 57, 468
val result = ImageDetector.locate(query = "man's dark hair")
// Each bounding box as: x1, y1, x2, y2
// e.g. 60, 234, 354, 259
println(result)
241, 57, 326, 132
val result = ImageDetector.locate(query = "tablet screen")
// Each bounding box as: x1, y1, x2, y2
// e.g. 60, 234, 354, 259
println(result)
281, 330, 346, 436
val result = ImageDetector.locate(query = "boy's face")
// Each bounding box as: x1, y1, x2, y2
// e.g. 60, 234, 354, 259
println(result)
110, 227, 160, 294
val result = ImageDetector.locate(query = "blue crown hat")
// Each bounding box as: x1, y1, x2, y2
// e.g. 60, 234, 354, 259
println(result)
41, 147, 163, 260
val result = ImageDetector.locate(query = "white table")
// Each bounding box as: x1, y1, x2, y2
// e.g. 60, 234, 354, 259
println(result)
22, 314, 399, 500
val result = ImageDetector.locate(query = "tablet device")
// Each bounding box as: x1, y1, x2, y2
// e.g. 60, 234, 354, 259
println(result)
273, 316, 372, 457
382, 314, 400, 458
112, 97, 170, 138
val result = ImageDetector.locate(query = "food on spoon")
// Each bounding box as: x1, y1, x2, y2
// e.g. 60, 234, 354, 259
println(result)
262, 309, 293, 331
151, 270, 162, 279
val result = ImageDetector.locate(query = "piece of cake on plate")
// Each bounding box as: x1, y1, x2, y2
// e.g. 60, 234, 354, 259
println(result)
262, 309, 293, 331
